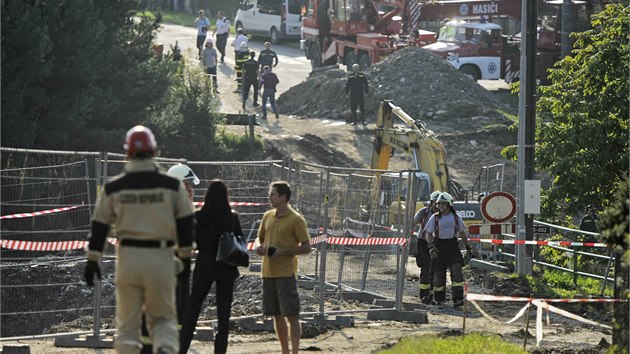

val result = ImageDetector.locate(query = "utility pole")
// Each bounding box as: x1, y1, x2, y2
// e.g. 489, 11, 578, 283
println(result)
561, 0, 574, 57
516, 0, 538, 276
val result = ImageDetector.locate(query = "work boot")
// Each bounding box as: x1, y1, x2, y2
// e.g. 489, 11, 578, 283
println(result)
351, 121, 357, 126
433, 290, 446, 305
362, 120, 368, 125
253, 102, 260, 107
453, 298, 464, 308
275, 112, 279, 119
419, 289, 432, 304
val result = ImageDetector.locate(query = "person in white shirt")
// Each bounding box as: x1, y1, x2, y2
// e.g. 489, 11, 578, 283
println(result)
194, 10, 210, 58
231, 28, 248, 63
213, 11, 230, 63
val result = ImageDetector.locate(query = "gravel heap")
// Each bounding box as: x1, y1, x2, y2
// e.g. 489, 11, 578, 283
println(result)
277, 47, 510, 129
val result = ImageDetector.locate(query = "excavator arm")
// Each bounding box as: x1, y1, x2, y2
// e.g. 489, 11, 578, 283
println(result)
371, 100, 457, 198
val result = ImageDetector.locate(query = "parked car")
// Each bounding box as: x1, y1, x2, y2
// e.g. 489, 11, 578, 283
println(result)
234, 0, 302, 44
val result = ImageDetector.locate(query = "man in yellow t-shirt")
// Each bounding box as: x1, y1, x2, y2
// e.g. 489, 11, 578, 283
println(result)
256, 181, 311, 354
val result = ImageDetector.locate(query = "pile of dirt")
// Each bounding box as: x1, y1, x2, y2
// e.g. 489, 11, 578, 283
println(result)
277, 47, 512, 132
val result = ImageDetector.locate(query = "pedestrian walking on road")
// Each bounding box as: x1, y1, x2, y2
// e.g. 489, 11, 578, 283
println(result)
213, 11, 230, 63
259, 65, 280, 120
256, 181, 311, 354
412, 190, 441, 304
84, 125, 195, 354
423, 192, 472, 307
194, 10, 210, 58
258, 41, 279, 71
202, 41, 219, 92
242, 51, 260, 109
180, 179, 242, 354
345, 63, 369, 126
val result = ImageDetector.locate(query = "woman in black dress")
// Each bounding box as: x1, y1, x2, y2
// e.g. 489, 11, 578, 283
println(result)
180, 179, 242, 354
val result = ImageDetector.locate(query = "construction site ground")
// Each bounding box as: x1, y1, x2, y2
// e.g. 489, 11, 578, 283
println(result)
1, 37, 613, 353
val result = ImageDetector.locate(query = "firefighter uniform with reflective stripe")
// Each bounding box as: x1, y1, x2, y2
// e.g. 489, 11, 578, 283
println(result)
423, 211, 466, 305
235, 49, 250, 91
86, 159, 195, 354
413, 206, 433, 303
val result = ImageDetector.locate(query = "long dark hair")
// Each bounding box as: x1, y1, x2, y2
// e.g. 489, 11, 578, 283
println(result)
197, 179, 232, 231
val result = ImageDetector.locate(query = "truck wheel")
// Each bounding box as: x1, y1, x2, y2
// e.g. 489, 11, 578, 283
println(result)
345, 51, 357, 71
358, 54, 370, 71
309, 44, 321, 69
270, 27, 279, 44
460, 65, 480, 81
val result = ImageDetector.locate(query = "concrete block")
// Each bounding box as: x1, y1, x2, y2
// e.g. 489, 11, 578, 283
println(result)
238, 317, 275, 332
2, 344, 30, 354
337, 291, 386, 303
372, 299, 427, 311
367, 309, 428, 323
54, 334, 114, 349
195, 326, 215, 341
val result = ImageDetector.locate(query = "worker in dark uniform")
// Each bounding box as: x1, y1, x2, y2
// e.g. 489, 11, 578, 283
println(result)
258, 41, 278, 77
579, 205, 599, 242
242, 51, 260, 109
423, 192, 472, 307
345, 63, 369, 126
234, 42, 249, 93
412, 190, 441, 304
84, 125, 195, 354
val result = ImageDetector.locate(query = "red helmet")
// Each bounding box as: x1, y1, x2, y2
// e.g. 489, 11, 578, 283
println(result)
124, 125, 157, 157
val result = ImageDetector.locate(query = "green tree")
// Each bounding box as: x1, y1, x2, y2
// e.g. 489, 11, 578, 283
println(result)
598, 177, 629, 349
1, 0, 177, 151
534, 4, 629, 217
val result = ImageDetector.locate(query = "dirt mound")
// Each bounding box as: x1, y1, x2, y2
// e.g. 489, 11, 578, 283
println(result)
277, 47, 511, 131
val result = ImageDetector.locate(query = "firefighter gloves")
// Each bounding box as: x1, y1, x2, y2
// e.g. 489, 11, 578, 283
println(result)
84, 260, 102, 286
428, 242, 439, 260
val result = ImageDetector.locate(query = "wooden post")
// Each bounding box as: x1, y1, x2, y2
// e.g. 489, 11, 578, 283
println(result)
248, 114, 255, 139
523, 300, 532, 350
462, 299, 467, 337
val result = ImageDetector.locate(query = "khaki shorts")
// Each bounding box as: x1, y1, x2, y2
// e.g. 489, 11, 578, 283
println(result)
262, 277, 300, 316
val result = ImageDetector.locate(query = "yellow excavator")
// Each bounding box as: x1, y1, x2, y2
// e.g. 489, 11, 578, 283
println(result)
370, 100, 471, 225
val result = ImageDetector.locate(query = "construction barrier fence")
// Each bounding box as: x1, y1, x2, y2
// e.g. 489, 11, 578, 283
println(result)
1, 147, 419, 337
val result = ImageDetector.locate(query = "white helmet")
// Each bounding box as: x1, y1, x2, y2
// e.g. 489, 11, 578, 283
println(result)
436, 192, 454, 206
429, 190, 442, 202
167, 164, 200, 185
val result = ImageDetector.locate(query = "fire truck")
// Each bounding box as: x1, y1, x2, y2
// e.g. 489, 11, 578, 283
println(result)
418, 0, 590, 82
301, 0, 590, 81
300, 0, 437, 71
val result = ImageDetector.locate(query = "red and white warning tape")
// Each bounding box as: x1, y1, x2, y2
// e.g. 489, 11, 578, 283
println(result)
0, 239, 88, 251
193, 201, 268, 207
466, 292, 620, 347
326, 236, 406, 246
469, 223, 516, 235
466, 293, 625, 303
0, 205, 83, 220
468, 238, 608, 248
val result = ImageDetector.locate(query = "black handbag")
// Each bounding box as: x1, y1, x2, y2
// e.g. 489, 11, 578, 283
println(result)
216, 215, 249, 267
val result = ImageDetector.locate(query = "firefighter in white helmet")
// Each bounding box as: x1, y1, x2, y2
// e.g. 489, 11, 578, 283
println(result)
412, 190, 441, 304
166, 163, 199, 329
84, 125, 195, 354
167, 163, 200, 202
423, 192, 472, 307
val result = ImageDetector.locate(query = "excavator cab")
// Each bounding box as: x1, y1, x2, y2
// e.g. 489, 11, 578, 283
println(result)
376, 171, 430, 226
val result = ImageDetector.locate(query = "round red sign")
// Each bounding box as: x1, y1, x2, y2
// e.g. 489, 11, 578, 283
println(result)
480, 191, 517, 223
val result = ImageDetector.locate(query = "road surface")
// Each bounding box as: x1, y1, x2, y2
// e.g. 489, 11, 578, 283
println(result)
156, 24, 311, 99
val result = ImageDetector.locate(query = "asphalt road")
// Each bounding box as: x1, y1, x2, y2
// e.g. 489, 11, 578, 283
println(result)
156, 24, 311, 96
155, 23, 511, 113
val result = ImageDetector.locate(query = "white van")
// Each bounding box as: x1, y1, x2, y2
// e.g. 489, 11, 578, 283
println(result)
234, 0, 302, 44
